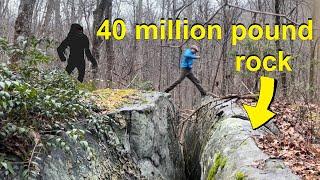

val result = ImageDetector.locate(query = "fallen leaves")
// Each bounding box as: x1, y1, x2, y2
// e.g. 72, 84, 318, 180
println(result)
254, 101, 320, 179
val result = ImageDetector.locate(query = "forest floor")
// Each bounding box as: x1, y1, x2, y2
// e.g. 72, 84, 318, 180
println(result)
254, 101, 320, 180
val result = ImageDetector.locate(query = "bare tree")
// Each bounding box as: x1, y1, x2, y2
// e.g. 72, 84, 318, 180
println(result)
14, 0, 36, 42
105, 0, 114, 87
275, 0, 287, 97
40, 0, 55, 35
54, 0, 62, 41
10, 0, 36, 63
310, 0, 320, 101
92, 0, 108, 62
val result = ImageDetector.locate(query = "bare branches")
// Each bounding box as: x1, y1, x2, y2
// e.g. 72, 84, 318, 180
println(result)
180, 93, 258, 125
162, 1, 300, 49
227, 3, 298, 25
176, 0, 198, 18
179, 3, 226, 48
161, 3, 227, 49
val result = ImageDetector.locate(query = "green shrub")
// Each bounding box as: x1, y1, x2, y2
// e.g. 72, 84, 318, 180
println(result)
0, 64, 90, 121
0, 37, 99, 178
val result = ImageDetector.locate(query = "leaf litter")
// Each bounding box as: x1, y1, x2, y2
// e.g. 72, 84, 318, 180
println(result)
253, 101, 320, 180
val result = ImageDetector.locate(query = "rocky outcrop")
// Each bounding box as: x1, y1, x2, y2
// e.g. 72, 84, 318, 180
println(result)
183, 97, 299, 180
3, 91, 300, 180
108, 92, 185, 180
1, 92, 185, 180
39, 92, 185, 180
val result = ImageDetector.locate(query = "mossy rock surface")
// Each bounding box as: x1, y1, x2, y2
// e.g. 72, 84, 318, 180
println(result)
92, 88, 142, 111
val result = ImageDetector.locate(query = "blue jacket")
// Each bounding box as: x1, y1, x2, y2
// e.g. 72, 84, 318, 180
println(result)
180, 48, 198, 69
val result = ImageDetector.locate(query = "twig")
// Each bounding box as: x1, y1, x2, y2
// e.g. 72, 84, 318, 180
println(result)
126, 73, 138, 88
217, 93, 259, 100
176, 0, 198, 18
160, 45, 181, 48
179, 3, 227, 48
161, 3, 227, 48
27, 141, 39, 175
241, 80, 254, 95
180, 93, 258, 125
227, 3, 298, 25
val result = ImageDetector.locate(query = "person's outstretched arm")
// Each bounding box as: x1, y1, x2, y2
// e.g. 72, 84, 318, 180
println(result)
84, 36, 98, 68
57, 38, 69, 62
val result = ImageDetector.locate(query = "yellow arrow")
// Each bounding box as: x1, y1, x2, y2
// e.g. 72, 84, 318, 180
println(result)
243, 76, 277, 129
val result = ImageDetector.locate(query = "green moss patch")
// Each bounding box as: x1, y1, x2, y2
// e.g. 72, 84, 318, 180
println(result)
207, 152, 228, 180
235, 171, 246, 180
92, 88, 143, 111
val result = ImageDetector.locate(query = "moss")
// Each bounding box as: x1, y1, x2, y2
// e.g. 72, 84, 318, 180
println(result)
78, 81, 97, 91
235, 171, 246, 180
220, 156, 227, 169
276, 164, 284, 169
240, 140, 248, 146
207, 152, 228, 180
207, 163, 218, 180
92, 88, 142, 111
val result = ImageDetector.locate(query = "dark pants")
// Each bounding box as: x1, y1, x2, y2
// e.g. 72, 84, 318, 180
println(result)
165, 68, 206, 96
66, 61, 85, 82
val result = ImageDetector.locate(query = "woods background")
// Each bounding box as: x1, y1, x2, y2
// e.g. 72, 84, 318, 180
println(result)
0, 0, 319, 109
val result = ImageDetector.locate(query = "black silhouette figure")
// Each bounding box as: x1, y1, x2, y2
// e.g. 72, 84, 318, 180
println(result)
57, 23, 98, 82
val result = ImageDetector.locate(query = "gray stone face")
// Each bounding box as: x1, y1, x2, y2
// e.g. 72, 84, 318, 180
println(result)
183, 97, 300, 180
109, 92, 185, 180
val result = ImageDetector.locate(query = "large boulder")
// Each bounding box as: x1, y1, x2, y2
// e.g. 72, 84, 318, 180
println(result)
0, 91, 185, 180
41, 92, 185, 180
108, 92, 185, 180
183, 97, 299, 180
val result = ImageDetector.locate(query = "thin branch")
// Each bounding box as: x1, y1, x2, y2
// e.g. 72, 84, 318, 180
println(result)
160, 45, 181, 48
179, 3, 227, 48
161, 3, 227, 48
227, 3, 298, 25
180, 93, 258, 126
176, 0, 198, 18
241, 80, 254, 95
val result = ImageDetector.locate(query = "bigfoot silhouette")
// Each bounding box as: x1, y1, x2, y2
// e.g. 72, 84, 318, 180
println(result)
57, 24, 98, 82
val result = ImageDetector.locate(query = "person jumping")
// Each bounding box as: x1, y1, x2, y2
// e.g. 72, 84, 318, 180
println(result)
165, 45, 207, 96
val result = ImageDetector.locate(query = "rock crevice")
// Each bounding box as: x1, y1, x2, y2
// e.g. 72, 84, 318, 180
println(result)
183, 97, 299, 180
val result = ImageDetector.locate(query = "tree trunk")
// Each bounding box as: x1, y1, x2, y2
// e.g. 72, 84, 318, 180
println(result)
92, 0, 108, 62
14, 0, 36, 42
11, 0, 36, 63
41, 0, 55, 36
105, 0, 114, 87
221, 0, 229, 96
54, 0, 62, 41
310, 0, 320, 101
133, 0, 143, 81
275, 0, 287, 97
92, 0, 108, 85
